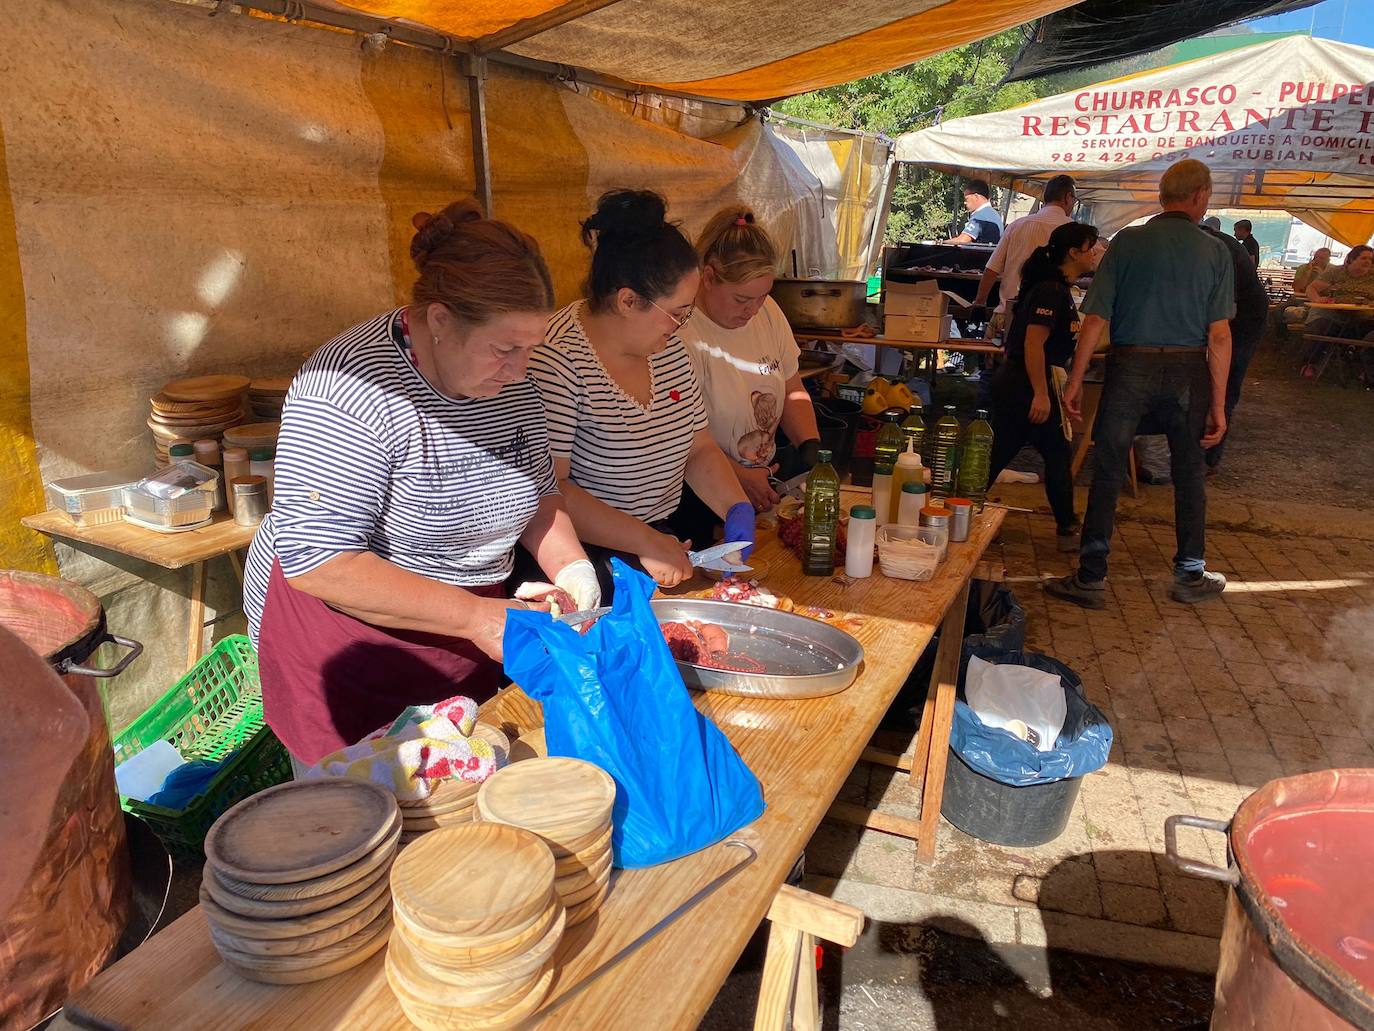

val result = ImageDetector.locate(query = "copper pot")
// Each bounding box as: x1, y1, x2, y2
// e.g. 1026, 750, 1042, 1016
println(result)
0, 571, 140, 1031
1166, 769, 1374, 1031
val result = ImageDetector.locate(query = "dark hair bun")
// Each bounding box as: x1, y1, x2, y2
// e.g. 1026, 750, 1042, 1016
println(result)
581, 189, 669, 245
411, 199, 485, 270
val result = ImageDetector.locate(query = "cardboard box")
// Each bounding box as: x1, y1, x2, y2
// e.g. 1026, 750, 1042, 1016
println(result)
884, 313, 951, 342
883, 278, 968, 317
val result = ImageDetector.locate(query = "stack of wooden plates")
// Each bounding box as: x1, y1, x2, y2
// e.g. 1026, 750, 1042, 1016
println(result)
149, 375, 250, 466
477, 757, 616, 927
247, 377, 291, 420
222, 421, 281, 452
387, 824, 564, 1030
200, 779, 401, 984
397, 725, 512, 846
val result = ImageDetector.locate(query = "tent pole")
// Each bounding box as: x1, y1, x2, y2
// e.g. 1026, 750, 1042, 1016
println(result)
465, 55, 494, 216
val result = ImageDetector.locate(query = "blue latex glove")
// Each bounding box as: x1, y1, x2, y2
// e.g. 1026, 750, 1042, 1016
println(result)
723, 501, 756, 561
145, 755, 231, 810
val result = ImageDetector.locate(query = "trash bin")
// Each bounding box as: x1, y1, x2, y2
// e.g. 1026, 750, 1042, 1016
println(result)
942, 645, 1112, 847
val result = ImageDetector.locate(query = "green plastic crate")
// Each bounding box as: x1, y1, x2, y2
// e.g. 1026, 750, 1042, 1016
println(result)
112, 635, 291, 857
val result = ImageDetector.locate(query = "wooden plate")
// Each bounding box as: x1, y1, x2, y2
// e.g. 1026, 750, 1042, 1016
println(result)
565, 876, 612, 928
147, 416, 242, 439
204, 854, 391, 920
209, 831, 398, 902
392, 886, 556, 953
557, 867, 610, 908
205, 883, 393, 956
149, 400, 241, 420
553, 846, 612, 888
150, 392, 241, 413
470, 723, 511, 765
387, 937, 553, 1015
205, 779, 399, 885
212, 906, 392, 974
549, 821, 613, 860
402, 898, 560, 971
162, 375, 251, 402
508, 729, 547, 764
249, 376, 293, 393
223, 914, 391, 985
397, 776, 480, 812
221, 422, 281, 446
199, 863, 392, 941
392, 912, 564, 992
401, 809, 474, 832
389, 824, 554, 937
477, 758, 616, 847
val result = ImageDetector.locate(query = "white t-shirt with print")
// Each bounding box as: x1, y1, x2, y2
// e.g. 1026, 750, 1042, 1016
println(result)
680, 297, 800, 467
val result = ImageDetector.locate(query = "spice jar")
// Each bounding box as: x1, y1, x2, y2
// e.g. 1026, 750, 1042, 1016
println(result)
231, 475, 270, 527
945, 497, 973, 542
918, 505, 951, 561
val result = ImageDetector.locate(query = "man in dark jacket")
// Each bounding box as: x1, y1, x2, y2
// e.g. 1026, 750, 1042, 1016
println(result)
1201, 218, 1268, 470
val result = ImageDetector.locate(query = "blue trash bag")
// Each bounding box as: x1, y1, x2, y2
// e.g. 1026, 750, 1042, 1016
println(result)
502, 559, 766, 868
949, 644, 1113, 787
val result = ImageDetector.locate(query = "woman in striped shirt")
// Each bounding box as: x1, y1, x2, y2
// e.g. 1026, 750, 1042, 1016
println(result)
526, 190, 753, 598
243, 200, 596, 762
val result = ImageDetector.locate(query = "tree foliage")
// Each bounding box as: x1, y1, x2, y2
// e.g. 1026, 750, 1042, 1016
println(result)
775, 29, 1041, 243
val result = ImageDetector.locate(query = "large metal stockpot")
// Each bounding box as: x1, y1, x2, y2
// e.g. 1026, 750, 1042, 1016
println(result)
1166, 768, 1374, 1031
770, 277, 868, 330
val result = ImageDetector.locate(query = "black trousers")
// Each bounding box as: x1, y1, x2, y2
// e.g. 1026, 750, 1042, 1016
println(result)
987, 363, 1076, 532
1205, 318, 1265, 467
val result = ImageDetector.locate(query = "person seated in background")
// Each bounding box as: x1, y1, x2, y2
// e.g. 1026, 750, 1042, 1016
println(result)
1294, 247, 1332, 294
1302, 245, 1374, 378
1233, 219, 1260, 266
943, 179, 1003, 245
1283, 247, 1331, 330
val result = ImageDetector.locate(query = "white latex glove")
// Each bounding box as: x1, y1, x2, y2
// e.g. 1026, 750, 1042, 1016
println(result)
513, 581, 572, 616
554, 559, 601, 612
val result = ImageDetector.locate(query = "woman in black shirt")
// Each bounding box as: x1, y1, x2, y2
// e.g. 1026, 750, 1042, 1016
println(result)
988, 221, 1100, 550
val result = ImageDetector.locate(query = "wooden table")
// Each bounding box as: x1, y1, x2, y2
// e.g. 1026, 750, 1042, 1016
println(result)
795, 330, 1002, 356
63, 507, 1004, 1031
1308, 301, 1374, 312
22, 510, 257, 669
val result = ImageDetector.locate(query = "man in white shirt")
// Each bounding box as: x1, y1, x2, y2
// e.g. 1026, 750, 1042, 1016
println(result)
972, 175, 1078, 323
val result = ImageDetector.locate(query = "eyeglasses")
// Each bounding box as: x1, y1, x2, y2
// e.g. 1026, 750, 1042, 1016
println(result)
646, 297, 694, 329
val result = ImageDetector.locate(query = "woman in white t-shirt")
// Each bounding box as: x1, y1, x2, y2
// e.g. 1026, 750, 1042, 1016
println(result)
674, 208, 822, 543
525, 190, 752, 598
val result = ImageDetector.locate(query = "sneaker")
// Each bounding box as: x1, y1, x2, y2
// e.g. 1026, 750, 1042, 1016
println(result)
1044, 572, 1106, 610
1170, 570, 1227, 604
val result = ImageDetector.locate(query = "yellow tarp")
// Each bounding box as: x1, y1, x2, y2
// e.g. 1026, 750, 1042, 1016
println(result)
326, 0, 1077, 101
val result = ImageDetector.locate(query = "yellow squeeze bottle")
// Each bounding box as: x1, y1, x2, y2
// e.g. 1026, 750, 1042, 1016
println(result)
889, 439, 924, 525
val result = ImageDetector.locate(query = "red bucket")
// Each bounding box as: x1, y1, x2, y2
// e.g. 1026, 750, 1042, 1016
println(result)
1167, 769, 1374, 1031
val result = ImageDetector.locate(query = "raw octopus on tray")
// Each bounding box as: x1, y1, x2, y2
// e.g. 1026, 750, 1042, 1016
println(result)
709, 577, 793, 612
660, 620, 765, 674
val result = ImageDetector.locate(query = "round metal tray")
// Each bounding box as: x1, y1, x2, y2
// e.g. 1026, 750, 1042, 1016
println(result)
650, 598, 864, 699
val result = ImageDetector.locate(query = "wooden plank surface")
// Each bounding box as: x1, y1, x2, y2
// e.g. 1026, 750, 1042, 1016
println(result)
22, 510, 256, 570
64, 506, 1004, 1031
794, 331, 1002, 355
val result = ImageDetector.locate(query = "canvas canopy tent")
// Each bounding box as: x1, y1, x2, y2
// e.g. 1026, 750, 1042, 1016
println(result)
895, 36, 1374, 246
297, 0, 1079, 101
8, 0, 1008, 706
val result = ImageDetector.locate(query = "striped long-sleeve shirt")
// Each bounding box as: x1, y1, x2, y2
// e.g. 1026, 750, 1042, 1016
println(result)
527, 301, 708, 524
243, 310, 557, 643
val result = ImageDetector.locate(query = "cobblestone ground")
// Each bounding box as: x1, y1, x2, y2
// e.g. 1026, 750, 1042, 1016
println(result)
803, 511, 1374, 972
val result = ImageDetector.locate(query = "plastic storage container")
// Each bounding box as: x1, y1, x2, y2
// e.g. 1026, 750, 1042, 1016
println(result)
111, 635, 290, 857
877, 524, 941, 581
45, 471, 141, 527
122, 461, 217, 530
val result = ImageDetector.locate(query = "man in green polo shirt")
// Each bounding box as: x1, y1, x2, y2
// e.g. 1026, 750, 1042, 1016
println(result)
1048, 159, 1234, 609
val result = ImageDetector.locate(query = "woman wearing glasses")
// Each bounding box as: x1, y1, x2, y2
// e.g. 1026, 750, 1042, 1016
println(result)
527, 189, 752, 598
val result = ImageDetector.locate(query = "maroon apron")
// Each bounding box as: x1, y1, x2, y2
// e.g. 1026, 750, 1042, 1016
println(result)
257, 559, 504, 762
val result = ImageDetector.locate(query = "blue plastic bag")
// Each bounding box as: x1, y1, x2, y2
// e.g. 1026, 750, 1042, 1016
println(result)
949, 644, 1113, 787
502, 559, 766, 868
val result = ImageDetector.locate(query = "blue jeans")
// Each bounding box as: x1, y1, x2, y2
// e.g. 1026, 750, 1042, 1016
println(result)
1080, 351, 1211, 582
